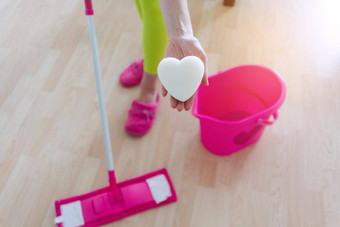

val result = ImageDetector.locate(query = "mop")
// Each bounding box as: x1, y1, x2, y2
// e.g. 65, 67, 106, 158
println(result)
54, 1, 177, 226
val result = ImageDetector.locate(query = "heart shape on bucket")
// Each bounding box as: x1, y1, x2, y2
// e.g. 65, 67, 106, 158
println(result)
157, 56, 204, 102
233, 125, 263, 145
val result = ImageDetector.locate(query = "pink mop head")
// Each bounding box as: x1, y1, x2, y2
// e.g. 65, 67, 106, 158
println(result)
55, 168, 176, 226
54, 2, 177, 226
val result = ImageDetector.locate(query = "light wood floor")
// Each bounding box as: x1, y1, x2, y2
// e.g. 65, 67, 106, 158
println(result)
1, 0, 339, 226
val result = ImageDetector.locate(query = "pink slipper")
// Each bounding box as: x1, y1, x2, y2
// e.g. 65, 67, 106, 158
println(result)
125, 95, 159, 136
119, 58, 143, 87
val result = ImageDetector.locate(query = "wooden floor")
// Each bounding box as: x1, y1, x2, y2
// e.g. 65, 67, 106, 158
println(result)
1, 0, 339, 226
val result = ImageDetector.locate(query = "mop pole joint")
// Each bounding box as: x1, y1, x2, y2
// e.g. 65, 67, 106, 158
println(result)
85, 0, 94, 15
108, 170, 120, 199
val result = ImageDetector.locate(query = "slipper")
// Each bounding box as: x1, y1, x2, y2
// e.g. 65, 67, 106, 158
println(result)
119, 58, 143, 87
125, 94, 160, 136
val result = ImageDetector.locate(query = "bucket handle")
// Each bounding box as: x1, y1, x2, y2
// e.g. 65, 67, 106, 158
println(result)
257, 112, 278, 125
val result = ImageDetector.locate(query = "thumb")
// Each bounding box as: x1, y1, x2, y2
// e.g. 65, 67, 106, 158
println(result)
202, 73, 209, 86
162, 85, 168, 97
202, 62, 209, 86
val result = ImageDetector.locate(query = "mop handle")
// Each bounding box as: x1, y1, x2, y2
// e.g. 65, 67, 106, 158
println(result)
85, 0, 94, 15
86, 13, 114, 172
85, 1, 120, 198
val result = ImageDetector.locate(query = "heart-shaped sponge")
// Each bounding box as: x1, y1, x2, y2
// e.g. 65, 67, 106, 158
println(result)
157, 56, 204, 102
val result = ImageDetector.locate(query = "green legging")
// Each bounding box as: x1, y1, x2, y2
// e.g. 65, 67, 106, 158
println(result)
134, 0, 168, 75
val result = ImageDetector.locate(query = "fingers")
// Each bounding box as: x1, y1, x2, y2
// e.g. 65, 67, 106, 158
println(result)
170, 96, 194, 112
162, 86, 168, 97
191, 42, 208, 86
202, 73, 209, 86
202, 55, 208, 86
170, 96, 185, 112
176, 102, 185, 112
170, 96, 178, 108
184, 95, 195, 111
201, 56, 208, 86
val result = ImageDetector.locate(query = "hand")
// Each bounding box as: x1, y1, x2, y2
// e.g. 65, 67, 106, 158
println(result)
162, 35, 208, 111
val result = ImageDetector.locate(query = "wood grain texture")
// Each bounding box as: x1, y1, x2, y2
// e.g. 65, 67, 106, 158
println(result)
0, 0, 339, 226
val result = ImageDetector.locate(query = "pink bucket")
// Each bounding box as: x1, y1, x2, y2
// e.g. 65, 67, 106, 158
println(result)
192, 65, 286, 156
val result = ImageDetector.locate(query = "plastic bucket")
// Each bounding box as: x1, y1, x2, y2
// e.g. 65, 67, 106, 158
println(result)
192, 65, 286, 156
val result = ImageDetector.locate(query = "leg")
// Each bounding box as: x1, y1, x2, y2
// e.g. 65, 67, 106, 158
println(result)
125, 0, 168, 136
138, 72, 158, 103
134, 0, 143, 20
138, 0, 168, 103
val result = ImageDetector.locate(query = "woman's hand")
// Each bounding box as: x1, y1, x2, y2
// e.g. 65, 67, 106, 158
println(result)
162, 35, 208, 111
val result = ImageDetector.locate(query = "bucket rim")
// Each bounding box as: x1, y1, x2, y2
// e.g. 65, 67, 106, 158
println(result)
192, 64, 286, 125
